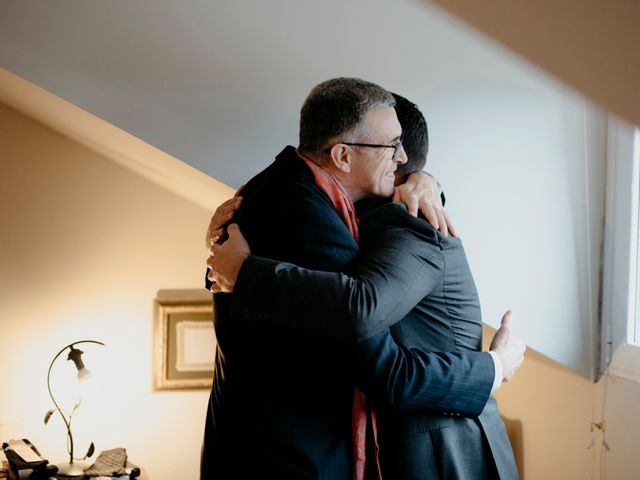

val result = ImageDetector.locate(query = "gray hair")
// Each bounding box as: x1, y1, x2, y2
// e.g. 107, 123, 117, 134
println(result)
298, 77, 395, 164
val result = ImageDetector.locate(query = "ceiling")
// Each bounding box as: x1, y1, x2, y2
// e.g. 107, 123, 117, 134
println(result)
0, 0, 559, 188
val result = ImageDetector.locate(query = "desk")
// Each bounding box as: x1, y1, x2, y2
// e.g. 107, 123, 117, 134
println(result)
0, 465, 149, 480
0, 449, 149, 479
50, 466, 149, 480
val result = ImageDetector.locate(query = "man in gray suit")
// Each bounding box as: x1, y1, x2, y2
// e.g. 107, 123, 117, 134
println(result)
207, 90, 522, 478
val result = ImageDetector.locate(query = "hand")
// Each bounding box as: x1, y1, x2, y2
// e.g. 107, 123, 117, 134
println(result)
392, 172, 457, 237
205, 194, 243, 250
207, 224, 251, 293
489, 310, 526, 382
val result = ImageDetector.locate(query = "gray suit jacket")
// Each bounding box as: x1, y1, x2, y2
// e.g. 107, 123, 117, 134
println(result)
362, 203, 518, 479
234, 201, 518, 479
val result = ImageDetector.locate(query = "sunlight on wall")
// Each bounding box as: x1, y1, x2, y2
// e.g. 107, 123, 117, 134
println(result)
0, 101, 221, 480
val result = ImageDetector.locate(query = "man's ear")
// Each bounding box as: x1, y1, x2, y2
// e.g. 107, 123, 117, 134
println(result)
327, 143, 352, 173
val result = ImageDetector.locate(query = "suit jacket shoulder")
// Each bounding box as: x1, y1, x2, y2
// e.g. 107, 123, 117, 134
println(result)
233, 146, 359, 271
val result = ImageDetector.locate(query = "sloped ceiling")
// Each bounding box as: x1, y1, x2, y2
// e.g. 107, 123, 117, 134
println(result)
0, 0, 561, 188
428, 0, 640, 128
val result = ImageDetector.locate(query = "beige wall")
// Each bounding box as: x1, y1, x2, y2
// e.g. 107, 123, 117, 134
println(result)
484, 325, 640, 479
0, 102, 216, 480
597, 374, 640, 480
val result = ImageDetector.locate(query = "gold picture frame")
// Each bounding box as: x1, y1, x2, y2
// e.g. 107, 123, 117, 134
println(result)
153, 289, 216, 391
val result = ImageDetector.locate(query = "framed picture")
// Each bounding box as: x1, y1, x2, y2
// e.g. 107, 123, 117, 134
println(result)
153, 289, 216, 391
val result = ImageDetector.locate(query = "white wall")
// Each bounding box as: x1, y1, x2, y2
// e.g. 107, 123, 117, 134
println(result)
409, 77, 605, 379
404, 75, 640, 478
0, 102, 215, 480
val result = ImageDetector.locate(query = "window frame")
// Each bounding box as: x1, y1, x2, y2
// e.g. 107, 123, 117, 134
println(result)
631, 127, 640, 346
601, 119, 640, 382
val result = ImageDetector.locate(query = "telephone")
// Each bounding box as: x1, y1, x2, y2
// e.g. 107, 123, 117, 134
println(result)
1, 439, 57, 479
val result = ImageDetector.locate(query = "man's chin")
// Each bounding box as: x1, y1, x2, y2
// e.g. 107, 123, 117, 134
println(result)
379, 185, 395, 198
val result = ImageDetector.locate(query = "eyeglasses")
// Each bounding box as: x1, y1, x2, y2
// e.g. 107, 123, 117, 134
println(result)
341, 140, 404, 159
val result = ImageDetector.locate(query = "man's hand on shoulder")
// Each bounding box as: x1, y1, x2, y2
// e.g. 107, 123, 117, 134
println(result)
205, 194, 244, 250
207, 224, 251, 293
392, 171, 457, 237
489, 310, 526, 383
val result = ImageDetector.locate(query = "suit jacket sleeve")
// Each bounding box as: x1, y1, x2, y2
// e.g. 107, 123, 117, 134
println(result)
233, 204, 446, 340
232, 203, 494, 415
351, 331, 494, 415
234, 256, 494, 416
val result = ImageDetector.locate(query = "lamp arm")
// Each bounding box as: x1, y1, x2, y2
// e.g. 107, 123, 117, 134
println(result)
46, 340, 105, 464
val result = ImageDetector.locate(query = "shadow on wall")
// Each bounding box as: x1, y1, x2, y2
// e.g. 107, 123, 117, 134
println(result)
502, 416, 524, 479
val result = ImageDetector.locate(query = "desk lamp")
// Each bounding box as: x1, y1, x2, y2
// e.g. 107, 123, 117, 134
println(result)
45, 340, 104, 476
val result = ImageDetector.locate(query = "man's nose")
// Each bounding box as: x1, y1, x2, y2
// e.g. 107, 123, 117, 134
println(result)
395, 144, 408, 164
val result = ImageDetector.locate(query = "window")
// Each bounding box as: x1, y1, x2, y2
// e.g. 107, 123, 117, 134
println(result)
630, 128, 640, 346
602, 122, 640, 381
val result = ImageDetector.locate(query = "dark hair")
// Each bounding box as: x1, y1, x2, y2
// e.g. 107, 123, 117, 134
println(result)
298, 77, 395, 163
393, 93, 429, 181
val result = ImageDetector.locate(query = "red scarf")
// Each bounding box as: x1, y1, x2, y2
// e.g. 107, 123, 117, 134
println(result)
298, 150, 382, 480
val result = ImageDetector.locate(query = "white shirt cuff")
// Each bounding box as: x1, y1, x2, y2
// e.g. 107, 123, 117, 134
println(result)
488, 351, 503, 393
